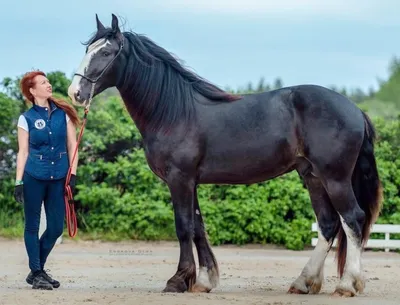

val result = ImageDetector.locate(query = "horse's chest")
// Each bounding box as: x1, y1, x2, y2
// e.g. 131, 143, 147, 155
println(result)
143, 148, 168, 179
143, 137, 202, 180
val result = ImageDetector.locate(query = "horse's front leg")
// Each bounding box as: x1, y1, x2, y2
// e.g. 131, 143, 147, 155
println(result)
162, 169, 196, 293
192, 186, 219, 293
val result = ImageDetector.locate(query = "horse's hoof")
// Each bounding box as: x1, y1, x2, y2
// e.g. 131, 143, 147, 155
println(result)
288, 286, 308, 294
307, 280, 322, 294
288, 274, 323, 295
190, 266, 218, 293
162, 280, 188, 293
162, 285, 186, 293
332, 288, 355, 298
190, 283, 211, 293
332, 275, 364, 297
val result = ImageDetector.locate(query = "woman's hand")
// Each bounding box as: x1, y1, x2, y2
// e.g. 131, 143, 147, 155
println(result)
14, 184, 24, 204
69, 174, 77, 196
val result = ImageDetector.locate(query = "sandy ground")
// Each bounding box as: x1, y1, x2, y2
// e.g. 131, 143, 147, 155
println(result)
0, 237, 399, 305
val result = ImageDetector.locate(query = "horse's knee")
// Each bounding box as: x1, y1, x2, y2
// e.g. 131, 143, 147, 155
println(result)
316, 203, 339, 242
174, 206, 194, 242
176, 224, 193, 242
324, 180, 366, 240
318, 220, 339, 242
339, 209, 365, 240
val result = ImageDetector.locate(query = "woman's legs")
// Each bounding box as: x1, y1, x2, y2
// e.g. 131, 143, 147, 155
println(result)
23, 174, 65, 289
23, 173, 47, 273
40, 177, 65, 270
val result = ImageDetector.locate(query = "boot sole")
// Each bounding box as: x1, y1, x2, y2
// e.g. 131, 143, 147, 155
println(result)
27, 277, 60, 288
32, 285, 53, 290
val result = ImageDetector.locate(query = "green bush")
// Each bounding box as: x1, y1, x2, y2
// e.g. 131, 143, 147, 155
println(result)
373, 118, 400, 224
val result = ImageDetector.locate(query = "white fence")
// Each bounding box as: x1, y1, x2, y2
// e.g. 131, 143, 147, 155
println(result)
311, 222, 400, 252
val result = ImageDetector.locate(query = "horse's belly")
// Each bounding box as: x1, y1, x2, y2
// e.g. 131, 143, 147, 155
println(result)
198, 164, 293, 184
197, 140, 296, 184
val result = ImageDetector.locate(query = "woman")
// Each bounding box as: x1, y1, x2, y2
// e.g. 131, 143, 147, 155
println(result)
14, 71, 80, 290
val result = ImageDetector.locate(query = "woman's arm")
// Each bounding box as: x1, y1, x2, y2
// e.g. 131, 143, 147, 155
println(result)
66, 119, 78, 175
16, 127, 29, 181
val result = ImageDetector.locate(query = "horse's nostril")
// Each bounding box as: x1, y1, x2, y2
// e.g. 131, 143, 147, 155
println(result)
74, 90, 81, 101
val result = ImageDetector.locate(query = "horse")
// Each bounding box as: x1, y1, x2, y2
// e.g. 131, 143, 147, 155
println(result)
68, 14, 383, 297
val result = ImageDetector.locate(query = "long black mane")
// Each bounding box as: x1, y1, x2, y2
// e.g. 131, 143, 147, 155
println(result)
84, 28, 242, 132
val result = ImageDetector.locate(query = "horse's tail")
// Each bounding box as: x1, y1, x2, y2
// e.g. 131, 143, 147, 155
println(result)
336, 111, 383, 277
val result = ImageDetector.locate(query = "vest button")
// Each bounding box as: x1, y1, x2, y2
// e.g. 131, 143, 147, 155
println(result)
51, 162, 54, 164
49, 132, 52, 134
51, 176, 53, 179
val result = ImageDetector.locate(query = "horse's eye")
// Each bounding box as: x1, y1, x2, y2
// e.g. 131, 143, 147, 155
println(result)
103, 51, 110, 57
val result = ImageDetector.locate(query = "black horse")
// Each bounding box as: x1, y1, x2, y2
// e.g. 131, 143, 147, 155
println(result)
68, 14, 382, 297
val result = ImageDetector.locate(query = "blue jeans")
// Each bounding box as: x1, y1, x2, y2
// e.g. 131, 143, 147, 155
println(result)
23, 172, 65, 272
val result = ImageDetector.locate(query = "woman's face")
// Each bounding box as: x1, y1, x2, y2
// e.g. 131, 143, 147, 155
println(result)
30, 75, 52, 100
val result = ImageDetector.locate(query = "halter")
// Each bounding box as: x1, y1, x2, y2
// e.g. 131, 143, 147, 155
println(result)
74, 37, 124, 84
64, 37, 124, 238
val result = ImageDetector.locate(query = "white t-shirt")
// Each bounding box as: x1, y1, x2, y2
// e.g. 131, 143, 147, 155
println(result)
17, 114, 70, 131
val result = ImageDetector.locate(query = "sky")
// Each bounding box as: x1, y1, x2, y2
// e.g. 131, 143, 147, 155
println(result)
1, 0, 399, 93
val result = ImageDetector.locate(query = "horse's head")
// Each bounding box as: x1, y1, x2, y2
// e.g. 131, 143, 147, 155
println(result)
68, 14, 125, 107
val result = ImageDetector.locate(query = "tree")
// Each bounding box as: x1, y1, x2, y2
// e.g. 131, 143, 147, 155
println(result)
0, 93, 19, 178
47, 71, 71, 97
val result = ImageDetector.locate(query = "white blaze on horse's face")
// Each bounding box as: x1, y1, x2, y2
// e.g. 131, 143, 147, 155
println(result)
68, 38, 111, 105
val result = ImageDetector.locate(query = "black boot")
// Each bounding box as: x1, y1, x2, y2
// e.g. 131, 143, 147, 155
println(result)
41, 269, 60, 288
26, 270, 39, 285
30, 271, 53, 290
26, 269, 60, 289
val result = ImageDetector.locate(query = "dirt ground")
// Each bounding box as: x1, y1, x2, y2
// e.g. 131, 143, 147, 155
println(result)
0, 237, 399, 305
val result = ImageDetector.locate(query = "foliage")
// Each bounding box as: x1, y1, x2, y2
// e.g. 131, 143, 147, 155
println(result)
0, 59, 399, 251
373, 118, 400, 225
0, 93, 19, 178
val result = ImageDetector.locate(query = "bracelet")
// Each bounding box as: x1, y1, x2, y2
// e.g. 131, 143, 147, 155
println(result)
15, 179, 23, 186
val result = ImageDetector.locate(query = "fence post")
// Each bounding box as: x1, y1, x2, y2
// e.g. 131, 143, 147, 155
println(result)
385, 232, 390, 252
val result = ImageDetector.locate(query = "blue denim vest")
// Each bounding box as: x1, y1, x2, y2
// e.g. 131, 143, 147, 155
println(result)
23, 100, 69, 181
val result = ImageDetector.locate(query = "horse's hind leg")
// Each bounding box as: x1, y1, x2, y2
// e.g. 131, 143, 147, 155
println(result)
191, 186, 219, 292
324, 178, 366, 297
289, 160, 339, 294
302, 126, 369, 296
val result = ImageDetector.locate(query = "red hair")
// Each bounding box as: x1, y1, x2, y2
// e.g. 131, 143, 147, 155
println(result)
20, 71, 81, 127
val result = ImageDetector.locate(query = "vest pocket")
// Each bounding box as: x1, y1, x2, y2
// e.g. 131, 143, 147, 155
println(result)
53, 151, 69, 178
29, 128, 49, 147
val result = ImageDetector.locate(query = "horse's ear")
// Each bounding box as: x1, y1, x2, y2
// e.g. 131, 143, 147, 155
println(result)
95, 14, 105, 31
111, 14, 120, 32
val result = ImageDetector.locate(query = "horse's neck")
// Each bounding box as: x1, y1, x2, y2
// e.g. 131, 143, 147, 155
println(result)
117, 77, 201, 137
117, 89, 153, 137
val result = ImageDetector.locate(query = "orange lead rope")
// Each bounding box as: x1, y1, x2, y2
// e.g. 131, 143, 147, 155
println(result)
64, 107, 90, 238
